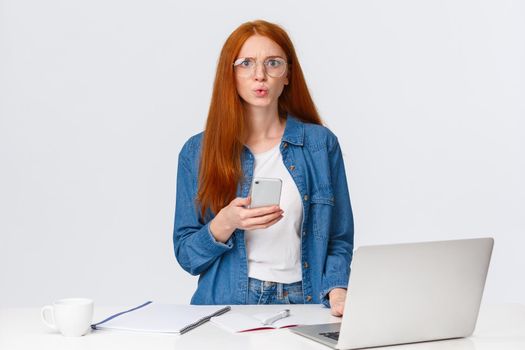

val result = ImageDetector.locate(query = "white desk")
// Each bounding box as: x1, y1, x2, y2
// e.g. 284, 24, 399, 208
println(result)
1, 303, 524, 350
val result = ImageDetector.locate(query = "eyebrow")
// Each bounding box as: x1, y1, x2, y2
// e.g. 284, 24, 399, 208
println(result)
236, 55, 285, 60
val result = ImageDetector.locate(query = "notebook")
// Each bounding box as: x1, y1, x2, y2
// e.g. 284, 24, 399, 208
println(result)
91, 301, 230, 334
211, 310, 301, 333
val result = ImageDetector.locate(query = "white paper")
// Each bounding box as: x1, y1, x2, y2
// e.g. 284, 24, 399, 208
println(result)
94, 303, 229, 333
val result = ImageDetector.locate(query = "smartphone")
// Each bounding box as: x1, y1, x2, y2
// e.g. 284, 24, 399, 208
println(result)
249, 177, 282, 208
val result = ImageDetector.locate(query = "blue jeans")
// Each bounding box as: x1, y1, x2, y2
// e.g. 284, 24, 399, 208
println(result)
247, 278, 304, 304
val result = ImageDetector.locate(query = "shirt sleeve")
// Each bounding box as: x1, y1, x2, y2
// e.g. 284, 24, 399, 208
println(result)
319, 138, 354, 307
173, 148, 234, 276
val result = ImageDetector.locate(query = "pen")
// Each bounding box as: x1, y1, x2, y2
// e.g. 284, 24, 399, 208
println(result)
261, 309, 290, 325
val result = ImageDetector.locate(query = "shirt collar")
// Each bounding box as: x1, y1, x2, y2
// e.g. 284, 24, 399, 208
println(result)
282, 114, 305, 146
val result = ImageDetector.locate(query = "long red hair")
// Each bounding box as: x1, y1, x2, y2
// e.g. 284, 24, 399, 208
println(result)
198, 20, 322, 217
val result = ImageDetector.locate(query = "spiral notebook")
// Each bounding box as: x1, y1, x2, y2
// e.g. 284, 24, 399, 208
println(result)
91, 301, 231, 334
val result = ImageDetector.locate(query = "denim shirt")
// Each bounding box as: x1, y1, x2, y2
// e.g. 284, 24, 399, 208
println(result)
173, 115, 354, 307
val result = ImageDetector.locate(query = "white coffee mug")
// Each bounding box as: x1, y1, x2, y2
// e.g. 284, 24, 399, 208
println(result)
41, 298, 94, 337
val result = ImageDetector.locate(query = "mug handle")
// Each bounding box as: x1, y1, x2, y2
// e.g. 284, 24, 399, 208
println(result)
41, 305, 58, 330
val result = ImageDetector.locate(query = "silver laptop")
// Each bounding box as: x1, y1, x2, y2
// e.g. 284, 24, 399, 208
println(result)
290, 237, 493, 349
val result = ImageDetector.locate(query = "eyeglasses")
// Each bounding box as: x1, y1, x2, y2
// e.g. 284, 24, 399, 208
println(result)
233, 56, 288, 78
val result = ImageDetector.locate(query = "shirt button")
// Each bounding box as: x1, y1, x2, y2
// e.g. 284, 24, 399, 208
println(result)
289, 165, 295, 171
303, 195, 309, 201
306, 295, 312, 302
283, 142, 288, 148
303, 262, 309, 269
303, 231, 307, 236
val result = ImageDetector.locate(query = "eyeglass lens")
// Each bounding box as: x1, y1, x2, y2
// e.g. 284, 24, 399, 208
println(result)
233, 57, 287, 78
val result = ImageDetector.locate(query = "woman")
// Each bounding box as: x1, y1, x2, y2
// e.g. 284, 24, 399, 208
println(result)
173, 20, 354, 316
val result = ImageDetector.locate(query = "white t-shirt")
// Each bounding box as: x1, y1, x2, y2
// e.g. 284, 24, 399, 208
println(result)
245, 142, 303, 283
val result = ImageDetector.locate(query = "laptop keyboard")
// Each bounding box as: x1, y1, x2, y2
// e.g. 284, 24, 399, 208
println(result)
319, 331, 340, 341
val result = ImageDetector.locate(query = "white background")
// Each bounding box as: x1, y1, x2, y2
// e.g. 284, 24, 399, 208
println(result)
1, 0, 523, 307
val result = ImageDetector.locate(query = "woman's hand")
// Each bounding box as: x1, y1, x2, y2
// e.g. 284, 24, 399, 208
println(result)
328, 288, 347, 317
209, 197, 283, 243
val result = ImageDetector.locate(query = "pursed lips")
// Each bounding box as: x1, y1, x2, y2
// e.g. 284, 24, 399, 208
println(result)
253, 86, 269, 97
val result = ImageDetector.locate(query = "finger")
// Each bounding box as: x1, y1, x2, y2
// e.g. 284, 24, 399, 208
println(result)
231, 196, 251, 207
242, 210, 283, 227
330, 308, 342, 317
330, 303, 344, 317
244, 205, 282, 218
245, 218, 282, 231
243, 214, 283, 230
